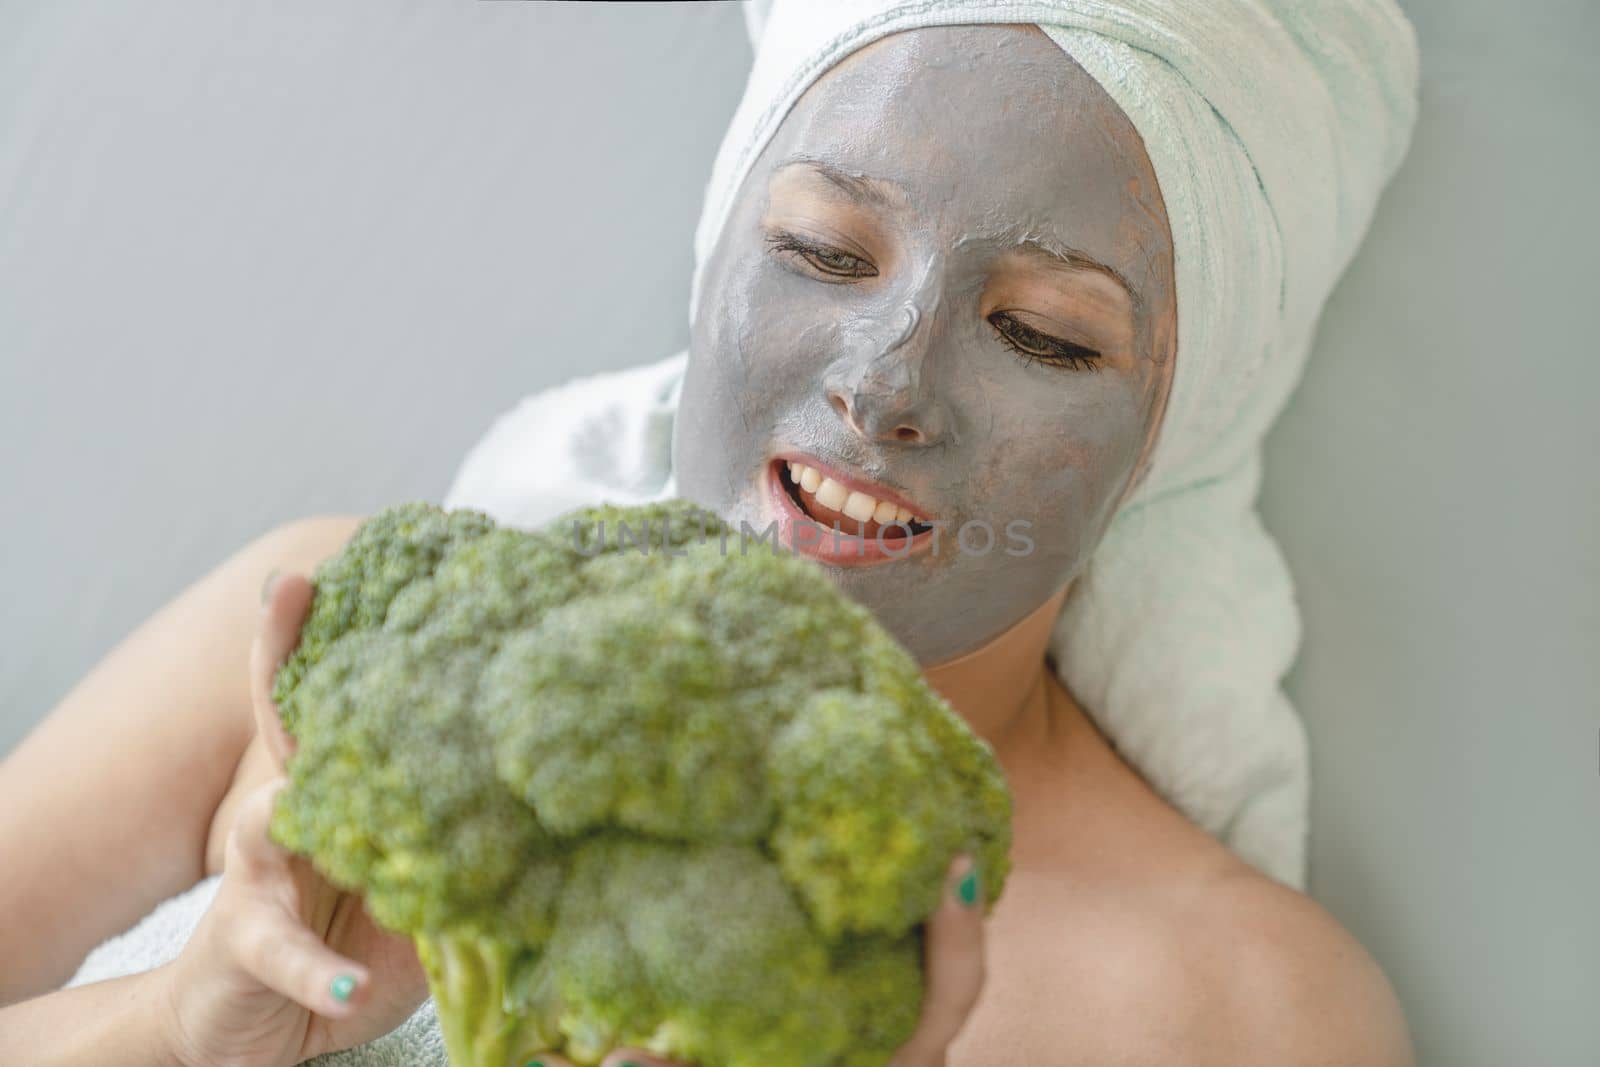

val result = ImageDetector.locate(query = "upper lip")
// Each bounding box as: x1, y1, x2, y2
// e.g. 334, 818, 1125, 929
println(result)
772, 450, 935, 522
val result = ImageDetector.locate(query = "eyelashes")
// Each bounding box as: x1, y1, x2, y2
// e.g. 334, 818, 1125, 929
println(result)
763, 228, 1103, 372
763, 231, 877, 279
985, 311, 1102, 372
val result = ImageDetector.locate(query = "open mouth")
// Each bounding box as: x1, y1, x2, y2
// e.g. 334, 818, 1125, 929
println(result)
773, 457, 934, 544
764, 458, 939, 566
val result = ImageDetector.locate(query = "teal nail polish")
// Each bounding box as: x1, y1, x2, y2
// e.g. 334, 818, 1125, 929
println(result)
330, 973, 357, 1003
957, 866, 981, 907
524, 1061, 546, 1067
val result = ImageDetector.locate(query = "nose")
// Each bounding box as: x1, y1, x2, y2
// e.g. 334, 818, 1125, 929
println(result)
824, 302, 951, 447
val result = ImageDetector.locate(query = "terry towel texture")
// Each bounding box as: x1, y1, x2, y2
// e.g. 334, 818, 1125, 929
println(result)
448, 0, 1421, 888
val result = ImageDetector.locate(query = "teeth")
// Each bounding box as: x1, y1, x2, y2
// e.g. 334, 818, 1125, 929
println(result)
813, 477, 849, 511
784, 460, 924, 526
841, 490, 877, 522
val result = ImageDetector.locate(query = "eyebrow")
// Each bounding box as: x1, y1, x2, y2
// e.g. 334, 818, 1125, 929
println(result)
771, 156, 1142, 314
1004, 234, 1142, 317
773, 156, 905, 211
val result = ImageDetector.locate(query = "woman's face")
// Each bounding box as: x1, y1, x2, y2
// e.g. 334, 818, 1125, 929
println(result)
674, 24, 1177, 665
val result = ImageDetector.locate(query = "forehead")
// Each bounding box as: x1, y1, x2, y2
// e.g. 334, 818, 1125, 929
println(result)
755, 24, 1171, 307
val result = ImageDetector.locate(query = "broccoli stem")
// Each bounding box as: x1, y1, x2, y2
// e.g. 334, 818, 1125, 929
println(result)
417, 933, 550, 1067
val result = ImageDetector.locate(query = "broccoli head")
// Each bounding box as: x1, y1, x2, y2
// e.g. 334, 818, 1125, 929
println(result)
269, 498, 1013, 1067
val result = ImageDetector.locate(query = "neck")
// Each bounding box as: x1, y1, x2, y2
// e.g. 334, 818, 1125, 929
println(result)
920, 584, 1073, 763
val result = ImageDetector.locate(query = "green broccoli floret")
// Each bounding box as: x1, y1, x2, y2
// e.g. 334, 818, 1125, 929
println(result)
269, 498, 1012, 1067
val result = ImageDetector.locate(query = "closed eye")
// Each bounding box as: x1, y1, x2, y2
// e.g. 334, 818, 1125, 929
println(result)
987, 311, 1101, 372
764, 230, 878, 280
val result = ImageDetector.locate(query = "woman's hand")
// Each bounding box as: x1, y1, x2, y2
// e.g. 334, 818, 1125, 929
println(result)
529, 853, 989, 1067
153, 570, 430, 1067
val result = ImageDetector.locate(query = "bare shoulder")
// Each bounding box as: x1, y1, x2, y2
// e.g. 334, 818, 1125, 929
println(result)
1170, 868, 1414, 1066
963, 859, 1412, 1067
963, 686, 1412, 1066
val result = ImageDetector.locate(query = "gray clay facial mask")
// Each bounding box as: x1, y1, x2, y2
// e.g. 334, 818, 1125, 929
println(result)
673, 23, 1177, 666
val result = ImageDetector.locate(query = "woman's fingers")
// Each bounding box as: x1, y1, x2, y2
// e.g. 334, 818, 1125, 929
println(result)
249, 568, 312, 770
225, 777, 293, 880
233, 897, 372, 1018
891, 854, 988, 1067
222, 776, 370, 1017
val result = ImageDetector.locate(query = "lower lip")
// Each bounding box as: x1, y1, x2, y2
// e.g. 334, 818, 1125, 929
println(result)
763, 460, 936, 567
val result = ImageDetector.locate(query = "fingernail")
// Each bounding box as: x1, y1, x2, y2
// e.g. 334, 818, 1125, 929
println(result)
524, 1061, 546, 1067
330, 973, 358, 1003
955, 864, 981, 908
260, 568, 281, 608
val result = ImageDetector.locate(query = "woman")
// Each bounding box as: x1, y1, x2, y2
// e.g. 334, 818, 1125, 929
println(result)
0, 2, 1420, 1065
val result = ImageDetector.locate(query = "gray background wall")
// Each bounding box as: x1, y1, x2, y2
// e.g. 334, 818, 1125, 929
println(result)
1, 1, 1593, 1062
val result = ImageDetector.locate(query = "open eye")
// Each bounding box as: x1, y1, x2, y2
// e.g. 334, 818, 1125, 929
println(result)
764, 230, 878, 280
987, 310, 1102, 372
